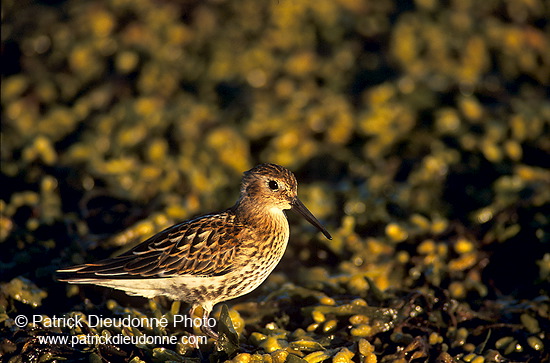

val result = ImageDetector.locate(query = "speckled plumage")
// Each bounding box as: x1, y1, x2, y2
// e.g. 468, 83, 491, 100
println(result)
57, 163, 331, 338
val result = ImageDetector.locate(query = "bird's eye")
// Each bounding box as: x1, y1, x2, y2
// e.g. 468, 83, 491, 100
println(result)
268, 180, 279, 191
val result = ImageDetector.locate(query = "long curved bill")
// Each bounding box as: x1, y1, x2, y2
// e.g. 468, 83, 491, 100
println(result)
291, 198, 332, 240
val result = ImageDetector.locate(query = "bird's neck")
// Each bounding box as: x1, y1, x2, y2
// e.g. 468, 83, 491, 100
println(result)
233, 197, 289, 234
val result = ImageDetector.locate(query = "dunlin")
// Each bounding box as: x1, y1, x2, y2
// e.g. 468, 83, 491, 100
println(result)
57, 163, 332, 338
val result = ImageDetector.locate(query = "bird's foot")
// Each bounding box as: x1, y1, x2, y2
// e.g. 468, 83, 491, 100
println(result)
201, 324, 219, 340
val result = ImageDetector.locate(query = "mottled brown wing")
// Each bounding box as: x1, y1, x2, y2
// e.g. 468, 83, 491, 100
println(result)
57, 211, 247, 280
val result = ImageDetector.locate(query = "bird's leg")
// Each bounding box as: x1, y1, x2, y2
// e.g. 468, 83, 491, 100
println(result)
188, 305, 218, 340
200, 308, 218, 340
188, 305, 197, 319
